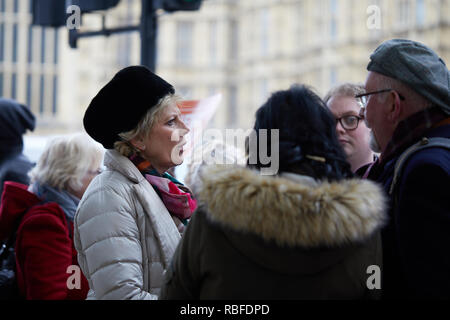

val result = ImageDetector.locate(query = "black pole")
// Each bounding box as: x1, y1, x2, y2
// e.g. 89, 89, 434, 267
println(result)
69, 25, 140, 48
140, 0, 157, 71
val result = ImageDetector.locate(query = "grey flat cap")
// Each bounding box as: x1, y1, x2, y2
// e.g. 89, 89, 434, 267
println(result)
367, 39, 450, 115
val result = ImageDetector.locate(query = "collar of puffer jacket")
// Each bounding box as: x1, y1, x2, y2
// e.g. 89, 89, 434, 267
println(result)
103, 150, 145, 183
196, 165, 387, 248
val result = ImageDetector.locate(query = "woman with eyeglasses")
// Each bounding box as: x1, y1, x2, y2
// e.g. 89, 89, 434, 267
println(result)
0, 133, 104, 299
324, 83, 375, 173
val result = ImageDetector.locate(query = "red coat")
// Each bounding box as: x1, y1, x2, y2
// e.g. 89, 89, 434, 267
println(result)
0, 181, 89, 300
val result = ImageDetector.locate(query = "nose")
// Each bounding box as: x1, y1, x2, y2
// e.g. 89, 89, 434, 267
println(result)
172, 119, 189, 143
179, 118, 190, 135
335, 120, 346, 134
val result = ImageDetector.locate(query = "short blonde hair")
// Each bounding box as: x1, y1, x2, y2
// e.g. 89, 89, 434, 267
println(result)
29, 133, 104, 192
114, 93, 182, 157
323, 83, 365, 104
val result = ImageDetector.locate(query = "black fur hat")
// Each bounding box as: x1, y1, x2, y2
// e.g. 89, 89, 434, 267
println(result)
83, 65, 175, 149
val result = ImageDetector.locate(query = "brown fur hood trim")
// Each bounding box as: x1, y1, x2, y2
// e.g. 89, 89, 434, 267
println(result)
197, 165, 387, 247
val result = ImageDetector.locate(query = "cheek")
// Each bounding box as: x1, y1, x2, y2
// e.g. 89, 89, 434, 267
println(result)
148, 137, 176, 161
145, 128, 181, 161
79, 176, 93, 197
146, 131, 168, 150
345, 130, 357, 142
158, 128, 177, 142
352, 127, 371, 145
365, 105, 380, 127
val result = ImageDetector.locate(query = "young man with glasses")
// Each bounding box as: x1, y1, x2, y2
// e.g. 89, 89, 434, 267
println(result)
324, 83, 375, 172
359, 39, 450, 299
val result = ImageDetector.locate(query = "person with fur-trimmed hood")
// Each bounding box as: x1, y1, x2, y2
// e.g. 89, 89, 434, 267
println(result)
160, 85, 387, 300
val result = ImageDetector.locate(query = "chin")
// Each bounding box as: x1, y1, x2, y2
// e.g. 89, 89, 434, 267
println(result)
343, 146, 353, 158
170, 157, 184, 167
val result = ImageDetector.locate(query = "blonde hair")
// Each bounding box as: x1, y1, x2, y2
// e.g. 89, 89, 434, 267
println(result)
29, 132, 104, 192
323, 82, 366, 104
114, 93, 182, 157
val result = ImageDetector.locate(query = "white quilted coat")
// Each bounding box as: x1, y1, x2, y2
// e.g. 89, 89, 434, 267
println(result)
73, 150, 182, 299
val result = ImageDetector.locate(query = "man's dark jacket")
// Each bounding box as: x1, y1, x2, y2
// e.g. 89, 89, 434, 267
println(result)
367, 122, 450, 299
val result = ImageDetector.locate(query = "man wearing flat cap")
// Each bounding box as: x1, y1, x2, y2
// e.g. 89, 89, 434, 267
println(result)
358, 39, 450, 299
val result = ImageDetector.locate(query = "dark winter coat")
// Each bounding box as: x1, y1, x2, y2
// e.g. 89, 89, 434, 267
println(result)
0, 153, 34, 197
367, 123, 450, 299
0, 181, 89, 299
160, 165, 387, 300
0, 98, 35, 197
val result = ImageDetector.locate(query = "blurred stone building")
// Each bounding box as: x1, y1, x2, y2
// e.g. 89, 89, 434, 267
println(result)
0, 0, 449, 134
157, 0, 450, 129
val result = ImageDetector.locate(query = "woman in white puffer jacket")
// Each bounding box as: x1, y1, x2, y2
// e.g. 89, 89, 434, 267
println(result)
74, 66, 196, 299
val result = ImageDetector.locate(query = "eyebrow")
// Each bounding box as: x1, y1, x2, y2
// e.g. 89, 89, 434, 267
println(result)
164, 112, 181, 121
336, 111, 359, 117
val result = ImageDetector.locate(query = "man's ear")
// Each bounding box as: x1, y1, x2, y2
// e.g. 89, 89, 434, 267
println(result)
388, 91, 402, 124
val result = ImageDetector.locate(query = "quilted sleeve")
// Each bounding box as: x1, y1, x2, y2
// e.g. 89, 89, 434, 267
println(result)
74, 185, 157, 300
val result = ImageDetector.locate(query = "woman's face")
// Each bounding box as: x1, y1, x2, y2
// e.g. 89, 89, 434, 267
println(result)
327, 95, 373, 170
137, 102, 189, 174
71, 161, 103, 200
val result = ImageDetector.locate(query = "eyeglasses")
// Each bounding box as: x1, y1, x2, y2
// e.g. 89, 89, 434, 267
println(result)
355, 89, 405, 108
335, 115, 363, 131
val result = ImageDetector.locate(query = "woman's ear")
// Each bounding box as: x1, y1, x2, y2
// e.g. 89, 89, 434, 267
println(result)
130, 137, 146, 151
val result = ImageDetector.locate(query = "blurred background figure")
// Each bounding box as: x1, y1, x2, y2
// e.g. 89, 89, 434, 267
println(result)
0, 133, 104, 299
161, 84, 386, 300
324, 83, 375, 173
0, 98, 36, 199
183, 139, 246, 195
